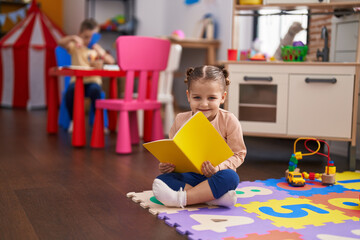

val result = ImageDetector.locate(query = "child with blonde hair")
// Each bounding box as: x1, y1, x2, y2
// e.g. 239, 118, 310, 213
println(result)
152, 65, 246, 208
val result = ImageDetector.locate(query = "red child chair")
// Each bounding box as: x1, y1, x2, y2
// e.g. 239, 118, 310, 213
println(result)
90, 36, 170, 153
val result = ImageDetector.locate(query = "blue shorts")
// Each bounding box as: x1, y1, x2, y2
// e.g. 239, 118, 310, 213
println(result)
156, 169, 239, 199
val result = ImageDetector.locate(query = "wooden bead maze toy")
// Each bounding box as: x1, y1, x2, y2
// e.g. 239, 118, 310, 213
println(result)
285, 137, 336, 187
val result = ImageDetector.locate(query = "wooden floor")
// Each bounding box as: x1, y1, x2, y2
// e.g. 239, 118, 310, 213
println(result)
0, 108, 358, 240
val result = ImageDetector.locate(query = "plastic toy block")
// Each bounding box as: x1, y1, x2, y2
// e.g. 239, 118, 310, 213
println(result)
223, 230, 303, 240
336, 171, 360, 190
126, 191, 210, 215
235, 181, 293, 204
297, 220, 360, 240
288, 161, 296, 167
289, 156, 298, 164
325, 166, 336, 174
302, 191, 360, 218
241, 197, 358, 229
288, 166, 295, 172
160, 207, 283, 240
294, 151, 303, 160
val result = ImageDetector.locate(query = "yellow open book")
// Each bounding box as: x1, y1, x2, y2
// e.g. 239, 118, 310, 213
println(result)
143, 112, 234, 174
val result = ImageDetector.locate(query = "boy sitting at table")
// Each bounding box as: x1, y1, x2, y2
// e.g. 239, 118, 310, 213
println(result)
57, 18, 115, 132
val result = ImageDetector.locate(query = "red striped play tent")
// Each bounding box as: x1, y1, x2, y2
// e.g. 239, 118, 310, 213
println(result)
0, 0, 64, 109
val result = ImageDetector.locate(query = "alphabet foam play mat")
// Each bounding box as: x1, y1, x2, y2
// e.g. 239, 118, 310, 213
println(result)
127, 171, 360, 240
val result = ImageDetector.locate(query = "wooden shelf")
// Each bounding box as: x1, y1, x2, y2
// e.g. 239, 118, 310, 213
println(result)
235, 2, 360, 11
167, 37, 220, 65
167, 37, 220, 49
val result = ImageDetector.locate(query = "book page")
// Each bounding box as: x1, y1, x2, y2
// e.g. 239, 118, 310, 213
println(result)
59, 66, 94, 70
173, 112, 233, 172
143, 140, 199, 173
103, 64, 120, 71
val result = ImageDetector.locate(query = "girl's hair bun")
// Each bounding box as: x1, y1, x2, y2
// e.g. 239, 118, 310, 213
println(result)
217, 65, 230, 86
186, 67, 194, 77
185, 67, 194, 84
225, 77, 231, 86
222, 68, 229, 79
223, 69, 230, 85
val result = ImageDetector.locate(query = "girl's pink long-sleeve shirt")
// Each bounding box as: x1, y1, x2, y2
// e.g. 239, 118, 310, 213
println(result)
169, 109, 247, 172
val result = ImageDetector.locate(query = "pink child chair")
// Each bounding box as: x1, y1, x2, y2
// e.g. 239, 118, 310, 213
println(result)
90, 36, 170, 153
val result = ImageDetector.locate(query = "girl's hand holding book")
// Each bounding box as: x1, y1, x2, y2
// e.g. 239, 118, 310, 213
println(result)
201, 161, 217, 178
159, 163, 175, 173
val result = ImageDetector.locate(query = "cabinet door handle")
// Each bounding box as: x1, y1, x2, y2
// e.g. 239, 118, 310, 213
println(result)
305, 78, 337, 84
244, 76, 273, 81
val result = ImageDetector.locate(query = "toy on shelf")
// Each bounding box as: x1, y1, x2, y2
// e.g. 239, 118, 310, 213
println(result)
249, 38, 266, 61
100, 15, 125, 31
100, 14, 137, 34
285, 137, 336, 187
171, 30, 185, 39
281, 44, 308, 62
274, 21, 304, 61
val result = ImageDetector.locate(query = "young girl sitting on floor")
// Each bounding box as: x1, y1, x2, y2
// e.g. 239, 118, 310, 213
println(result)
152, 65, 247, 208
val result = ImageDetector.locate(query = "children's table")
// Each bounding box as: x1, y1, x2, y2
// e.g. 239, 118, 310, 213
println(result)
47, 66, 125, 147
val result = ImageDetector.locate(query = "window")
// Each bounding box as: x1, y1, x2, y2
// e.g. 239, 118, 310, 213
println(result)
255, 9, 309, 57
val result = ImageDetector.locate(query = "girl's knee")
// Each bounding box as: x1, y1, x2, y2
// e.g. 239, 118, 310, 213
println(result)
230, 170, 240, 188
219, 169, 240, 189
156, 173, 170, 182
208, 169, 239, 199
156, 172, 181, 184
155, 173, 184, 191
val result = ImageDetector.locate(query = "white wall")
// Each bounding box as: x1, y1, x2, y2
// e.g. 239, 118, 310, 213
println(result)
63, 0, 85, 35
135, 0, 167, 37
136, 0, 233, 61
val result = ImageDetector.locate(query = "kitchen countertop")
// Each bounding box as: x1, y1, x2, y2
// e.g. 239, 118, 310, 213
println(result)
222, 61, 360, 66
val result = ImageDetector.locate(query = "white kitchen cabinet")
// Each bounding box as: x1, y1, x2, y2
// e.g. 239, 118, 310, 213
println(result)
228, 72, 288, 134
229, 1, 360, 170
226, 62, 359, 169
287, 74, 354, 138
